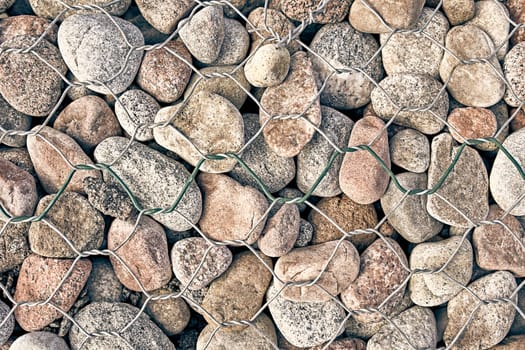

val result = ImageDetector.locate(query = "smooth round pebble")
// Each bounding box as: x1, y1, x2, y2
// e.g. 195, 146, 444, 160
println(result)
390, 128, 430, 173
115, 89, 159, 141
245, 44, 290, 88
9, 331, 69, 350
443, 0, 474, 25
210, 18, 249, 66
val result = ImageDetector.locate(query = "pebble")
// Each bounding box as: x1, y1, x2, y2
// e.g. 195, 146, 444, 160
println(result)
0, 300, 12, 346
244, 44, 290, 88
201, 252, 272, 330
115, 89, 159, 141
382, 172, 443, 243
108, 216, 171, 291
448, 107, 498, 143
0, 159, 37, 218
504, 42, 525, 108
141, 286, 191, 336
260, 51, 321, 158
427, 133, 490, 227
280, 0, 349, 23
136, 40, 192, 103
69, 302, 175, 350
53, 96, 121, 152
274, 188, 307, 213
154, 92, 244, 173
507, 0, 525, 45
0, 15, 57, 43
473, 204, 525, 277
0, 96, 31, 148
341, 238, 410, 323
197, 173, 268, 245
229, 113, 295, 193
9, 331, 69, 350
349, 0, 425, 33
246, 8, 300, 54
368, 306, 437, 350
371, 73, 448, 134
85, 257, 123, 303
28, 0, 131, 19
477, 101, 510, 152
294, 219, 313, 247
267, 282, 346, 348
179, 6, 225, 64
409, 236, 473, 306
439, 24, 505, 108
94, 137, 202, 231
258, 204, 300, 257
0, 147, 35, 177
0, 221, 30, 273
309, 194, 378, 250
274, 240, 360, 302
196, 313, 277, 350
309, 22, 382, 109
136, 0, 194, 34
443, 0, 474, 25
171, 237, 232, 290
339, 116, 391, 204
210, 18, 249, 66
510, 107, 525, 132
58, 14, 144, 94
14, 254, 91, 331
29, 192, 105, 258
0, 35, 66, 117
83, 177, 135, 220
297, 106, 353, 197
444, 271, 517, 349
390, 128, 430, 173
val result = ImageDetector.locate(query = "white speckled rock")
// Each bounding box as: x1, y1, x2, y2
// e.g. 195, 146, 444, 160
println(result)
0, 96, 31, 148
245, 44, 290, 88
504, 42, 525, 108
210, 18, 249, 66
114, 89, 159, 142
0, 300, 13, 346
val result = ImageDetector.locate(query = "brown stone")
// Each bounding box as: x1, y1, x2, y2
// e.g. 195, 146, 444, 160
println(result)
507, 0, 525, 45
27, 126, 101, 194
0, 15, 57, 43
142, 286, 191, 336
0, 159, 37, 218
0, 221, 30, 273
491, 335, 525, 349
280, 0, 350, 23
339, 116, 390, 204
108, 216, 172, 291
341, 238, 410, 323
246, 8, 300, 54
510, 107, 525, 132
309, 194, 378, 251
258, 204, 300, 257
53, 96, 121, 152
443, 0, 474, 25
274, 240, 360, 302
0, 147, 35, 176
349, 0, 425, 33
14, 254, 91, 331
448, 107, 497, 143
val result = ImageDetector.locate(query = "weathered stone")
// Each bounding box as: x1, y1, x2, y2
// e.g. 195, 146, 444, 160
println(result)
0, 95, 31, 148
258, 204, 300, 257
10, 331, 69, 350
507, 0, 525, 45
83, 177, 135, 220
210, 18, 249, 66
349, 0, 425, 33
477, 101, 510, 152
86, 257, 123, 303
28, 0, 131, 19
142, 286, 191, 336
114, 89, 159, 142
0, 300, 12, 346
294, 220, 313, 248
443, 0, 474, 25
0, 15, 57, 43
491, 335, 525, 350
390, 128, 430, 173
246, 8, 300, 54
0, 0, 13, 12
504, 42, 525, 108
136, 0, 194, 34
0, 220, 30, 273
0, 159, 36, 218
448, 107, 497, 143
245, 44, 290, 88
0, 147, 34, 176
280, 0, 349, 23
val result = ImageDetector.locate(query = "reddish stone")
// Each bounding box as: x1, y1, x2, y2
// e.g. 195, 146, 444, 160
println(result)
0, 15, 57, 43
0, 159, 37, 217
448, 107, 497, 143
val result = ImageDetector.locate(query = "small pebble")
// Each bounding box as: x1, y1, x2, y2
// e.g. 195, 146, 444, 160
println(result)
114, 89, 159, 142
294, 219, 313, 247
0, 159, 37, 218
258, 204, 300, 257
390, 128, 430, 173
141, 286, 191, 336
9, 331, 69, 350
244, 44, 290, 88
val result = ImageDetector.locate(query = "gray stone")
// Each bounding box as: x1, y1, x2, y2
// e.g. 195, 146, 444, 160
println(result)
136, 0, 194, 34
309, 22, 383, 109
244, 44, 290, 87
94, 137, 202, 231
28, 0, 131, 19
0, 96, 31, 147
83, 177, 135, 220
86, 257, 123, 303
349, 0, 425, 33
0, 158, 37, 218
274, 188, 307, 213
427, 133, 489, 227
210, 18, 249, 66
381, 172, 443, 243
0, 221, 30, 273
10, 331, 69, 350
371, 73, 448, 134
297, 106, 353, 197
390, 128, 430, 173
294, 219, 313, 247
504, 42, 525, 107
58, 14, 144, 94
0, 0, 13, 11
0, 300, 13, 346
258, 204, 299, 257
443, 0, 474, 25
69, 302, 175, 350
114, 89, 160, 142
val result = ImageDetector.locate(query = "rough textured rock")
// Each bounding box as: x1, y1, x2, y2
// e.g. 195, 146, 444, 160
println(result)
210, 18, 249, 66
0, 0, 13, 12
10, 331, 69, 350
280, 0, 349, 23
141, 286, 191, 336
114, 89, 159, 142
86, 257, 123, 303
477, 101, 510, 152
507, 0, 525, 45
309, 22, 382, 109
197, 173, 268, 245
0, 300, 12, 346
491, 335, 525, 350
0, 159, 37, 218
58, 14, 144, 94
28, 0, 131, 19
448, 107, 498, 143
390, 128, 430, 173
14, 254, 91, 331
245, 44, 290, 88
427, 133, 490, 227
295, 219, 313, 247
274, 240, 360, 302
136, 0, 194, 34
443, 0, 474, 25
0, 95, 31, 148
258, 204, 300, 257
0, 15, 57, 43
0, 220, 30, 273
504, 42, 525, 108
339, 116, 390, 204
69, 302, 175, 350
154, 91, 244, 173
171, 237, 232, 290
260, 51, 321, 158
349, 0, 425, 33
0, 35, 66, 116
0, 147, 34, 176
246, 8, 300, 54
94, 137, 202, 231
83, 177, 135, 220
108, 216, 171, 291
444, 271, 517, 349
29, 192, 105, 258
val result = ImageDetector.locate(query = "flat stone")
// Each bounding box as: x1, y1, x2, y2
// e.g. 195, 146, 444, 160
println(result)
136, 39, 192, 103
371, 73, 448, 134
0, 35, 66, 116
10, 331, 69, 350
439, 24, 505, 108
349, 0, 425, 33
339, 116, 390, 204
0, 220, 30, 273
246, 8, 300, 54
309, 194, 378, 250
108, 215, 171, 292
69, 302, 175, 350
171, 237, 232, 290
210, 18, 249, 66
83, 177, 135, 220
258, 204, 300, 257
473, 204, 525, 276
260, 51, 321, 158
136, 0, 194, 34
179, 6, 225, 64
201, 251, 272, 330
448, 107, 498, 143
309, 22, 382, 109
86, 257, 123, 303
58, 14, 144, 94
368, 306, 437, 350
114, 89, 159, 142
0, 15, 57, 43
341, 238, 410, 323
294, 219, 313, 247
197, 173, 268, 245
14, 254, 91, 331
29, 192, 105, 258
267, 282, 346, 348
28, 0, 131, 19
390, 128, 430, 173
504, 42, 525, 107
444, 271, 517, 349
0, 95, 31, 148
381, 172, 443, 243
245, 44, 290, 88
409, 236, 473, 307
443, 0, 474, 25
229, 113, 295, 193
274, 240, 360, 302
0, 159, 37, 218
141, 286, 191, 336
94, 137, 202, 231
53, 95, 121, 152
297, 106, 353, 197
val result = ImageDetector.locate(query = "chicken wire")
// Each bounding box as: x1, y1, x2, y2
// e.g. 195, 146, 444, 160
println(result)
0, 0, 523, 349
